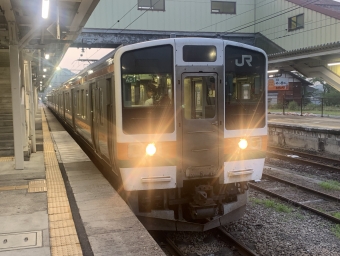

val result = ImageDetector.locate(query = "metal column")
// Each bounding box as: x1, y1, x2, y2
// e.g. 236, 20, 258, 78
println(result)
25, 57, 36, 153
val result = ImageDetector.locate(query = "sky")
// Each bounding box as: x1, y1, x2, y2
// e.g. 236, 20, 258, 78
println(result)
59, 47, 114, 73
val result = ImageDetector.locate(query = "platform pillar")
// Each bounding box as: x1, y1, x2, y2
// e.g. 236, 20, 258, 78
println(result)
25, 57, 36, 153
9, 43, 24, 169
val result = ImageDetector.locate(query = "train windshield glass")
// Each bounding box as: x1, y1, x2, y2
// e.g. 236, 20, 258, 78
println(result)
225, 45, 266, 130
121, 45, 174, 134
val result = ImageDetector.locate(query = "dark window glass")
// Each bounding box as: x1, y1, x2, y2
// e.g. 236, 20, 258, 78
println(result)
121, 45, 174, 134
211, 1, 236, 14
225, 45, 266, 130
138, 0, 165, 11
183, 45, 217, 62
288, 14, 304, 31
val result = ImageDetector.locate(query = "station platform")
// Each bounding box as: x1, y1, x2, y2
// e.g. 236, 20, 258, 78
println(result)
0, 106, 164, 256
268, 114, 340, 155
268, 113, 340, 132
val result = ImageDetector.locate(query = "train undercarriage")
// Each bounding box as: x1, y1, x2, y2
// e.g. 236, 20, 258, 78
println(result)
125, 179, 249, 231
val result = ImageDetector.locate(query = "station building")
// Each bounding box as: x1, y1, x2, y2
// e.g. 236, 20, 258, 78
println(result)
1, 0, 340, 165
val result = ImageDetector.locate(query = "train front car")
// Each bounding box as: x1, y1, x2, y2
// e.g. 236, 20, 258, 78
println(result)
114, 38, 267, 231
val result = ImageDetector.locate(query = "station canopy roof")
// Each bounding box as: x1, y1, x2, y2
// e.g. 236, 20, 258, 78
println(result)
0, 0, 99, 90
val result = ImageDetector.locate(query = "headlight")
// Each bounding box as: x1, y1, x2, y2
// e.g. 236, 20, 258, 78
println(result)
146, 143, 156, 156
238, 139, 248, 150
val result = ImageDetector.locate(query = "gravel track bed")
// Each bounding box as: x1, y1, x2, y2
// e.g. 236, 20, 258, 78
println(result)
166, 229, 238, 256
266, 157, 340, 185
225, 190, 340, 256
255, 178, 340, 214
263, 166, 340, 198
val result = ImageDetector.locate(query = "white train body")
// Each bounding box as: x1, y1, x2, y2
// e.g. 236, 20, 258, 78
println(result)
47, 38, 267, 231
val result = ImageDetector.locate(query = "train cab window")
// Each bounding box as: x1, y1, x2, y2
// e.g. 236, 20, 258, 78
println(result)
225, 45, 266, 130
183, 76, 216, 119
121, 45, 174, 134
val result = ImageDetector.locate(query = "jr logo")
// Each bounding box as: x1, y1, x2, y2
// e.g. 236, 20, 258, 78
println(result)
235, 55, 252, 67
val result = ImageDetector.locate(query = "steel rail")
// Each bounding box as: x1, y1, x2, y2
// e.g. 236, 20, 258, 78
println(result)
262, 173, 340, 202
266, 151, 340, 172
217, 227, 259, 256
165, 237, 186, 256
268, 146, 340, 164
249, 183, 340, 224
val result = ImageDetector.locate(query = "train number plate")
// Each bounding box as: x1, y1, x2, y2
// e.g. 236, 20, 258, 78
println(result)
186, 166, 217, 178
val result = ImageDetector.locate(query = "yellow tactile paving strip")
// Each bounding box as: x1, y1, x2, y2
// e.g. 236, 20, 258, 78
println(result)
0, 156, 14, 162
42, 108, 83, 256
0, 185, 28, 191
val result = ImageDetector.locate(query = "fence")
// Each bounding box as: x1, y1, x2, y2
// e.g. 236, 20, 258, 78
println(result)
268, 96, 340, 117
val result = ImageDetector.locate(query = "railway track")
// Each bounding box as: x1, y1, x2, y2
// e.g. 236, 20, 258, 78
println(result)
217, 227, 259, 256
155, 229, 258, 256
250, 173, 340, 224
266, 146, 340, 172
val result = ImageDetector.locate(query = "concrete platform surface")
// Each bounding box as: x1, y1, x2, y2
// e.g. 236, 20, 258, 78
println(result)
0, 107, 164, 256
268, 114, 340, 131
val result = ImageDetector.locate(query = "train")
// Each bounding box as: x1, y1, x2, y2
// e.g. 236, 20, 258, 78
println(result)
46, 38, 268, 231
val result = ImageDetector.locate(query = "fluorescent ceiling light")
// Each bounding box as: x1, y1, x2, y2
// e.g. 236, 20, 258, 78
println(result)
43, 68, 47, 72
45, 54, 50, 60
42, 0, 50, 19
267, 69, 279, 73
269, 75, 274, 78
328, 62, 340, 66
56, 66, 61, 70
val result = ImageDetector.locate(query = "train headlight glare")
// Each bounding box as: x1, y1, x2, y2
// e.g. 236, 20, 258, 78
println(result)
146, 143, 156, 156
238, 139, 248, 150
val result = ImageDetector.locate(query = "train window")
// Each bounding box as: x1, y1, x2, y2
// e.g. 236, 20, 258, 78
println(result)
121, 45, 174, 134
225, 45, 266, 130
183, 45, 216, 62
183, 76, 216, 119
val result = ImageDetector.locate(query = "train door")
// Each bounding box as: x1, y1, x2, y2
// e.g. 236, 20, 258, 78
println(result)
181, 73, 219, 177
97, 79, 111, 162
63, 91, 66, 119
71, 89, 76, 129
90, 83, 99, 152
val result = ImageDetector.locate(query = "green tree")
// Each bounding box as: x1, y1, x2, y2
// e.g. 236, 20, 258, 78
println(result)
309, 78, 340, 106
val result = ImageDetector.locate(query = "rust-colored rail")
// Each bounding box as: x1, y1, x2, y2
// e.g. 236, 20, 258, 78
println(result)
266, 147, 340, 172
249, 182, 340, 224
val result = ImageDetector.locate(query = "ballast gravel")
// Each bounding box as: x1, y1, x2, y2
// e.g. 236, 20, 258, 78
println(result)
225, 190, 340, 256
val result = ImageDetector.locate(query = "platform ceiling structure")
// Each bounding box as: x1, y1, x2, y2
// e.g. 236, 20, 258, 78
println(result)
0, 0, 99, 90
268, 42, 340, 91
0, 0, 99, 169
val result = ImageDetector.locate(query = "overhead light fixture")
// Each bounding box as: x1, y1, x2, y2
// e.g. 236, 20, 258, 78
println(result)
43, 68, 47, 72
328, 62, 340, 66
45, 54, 50, 60
49, 85, 51, 87
43, 75, 46, 78
56, 66, 61, 70
88, 70, 93, 74
267, 69, 279, 73
42, 0, 50, 19
269, 75, 274, 78
77, 76, 81, 79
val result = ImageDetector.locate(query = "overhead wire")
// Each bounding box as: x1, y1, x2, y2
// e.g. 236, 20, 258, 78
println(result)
87, 0, 163, 60
222, 0, 320, 34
